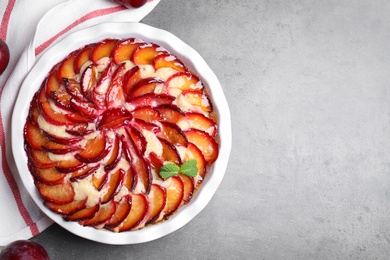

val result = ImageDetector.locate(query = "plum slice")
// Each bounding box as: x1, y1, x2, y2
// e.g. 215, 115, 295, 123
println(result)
36, 181, 75, 205
113, 38, 144, 64
57, 51, 77, 80
104, 195, 132, 228
114, 193, 148, 232
122, 66, 142, 96
127, 93, 175, 108
165, 72, 203, 96
146, 184, 166, 225
132, 43, 166, 65
70, 164, 100, 181
97, 107, 132, 130
27, 149, 56, 169
80, 199, 116, 227
24, 119, 49, 150
45, 198, 87, 215
65, 204, 100, 221
157, 121, 188, 147
55, 157, 85, 173
80, 64, 98, 101
128, 77, 164, 99
179, 90, 213, 113
122, 136, 152, 194
42, 141, 80, 155
184, 129, 219, 164
39, 101, 75, 126
123, 164, 136, 192
75, 132, 112, 163
177, 112, 217, 137
101, 169, 124, 204
163, 176, 184, 218
183, 142, 207, 182
91, 38, 118, 64
153, 53, 186, 72
74, 44, 94, 73
106, 63, 127, 109
30, 165, 66, 185
155, 104, 184, 124
126, 125, 147, 156
104, 134, 122, 172
132, 105, 161, 123
92, 61, 117, 109
179, 174, 195, 204
158, 137, 181, 165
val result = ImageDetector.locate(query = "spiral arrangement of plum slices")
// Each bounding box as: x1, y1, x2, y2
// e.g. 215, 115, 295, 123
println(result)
23, 38, 220, 231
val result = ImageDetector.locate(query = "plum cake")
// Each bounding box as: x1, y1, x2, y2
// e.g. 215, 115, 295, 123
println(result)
23, 37, 220, 231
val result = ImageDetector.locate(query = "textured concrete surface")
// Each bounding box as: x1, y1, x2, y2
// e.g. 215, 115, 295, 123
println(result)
29, 0, 390, 259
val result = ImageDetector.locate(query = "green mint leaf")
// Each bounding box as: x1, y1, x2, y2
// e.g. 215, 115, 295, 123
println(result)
160, 163, 180, 179
180, 160, 198, 178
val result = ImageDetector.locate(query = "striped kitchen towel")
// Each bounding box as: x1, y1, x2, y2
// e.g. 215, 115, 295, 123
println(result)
0, 0, 159, 246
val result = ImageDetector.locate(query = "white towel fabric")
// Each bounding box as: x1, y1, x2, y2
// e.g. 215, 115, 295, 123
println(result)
0, 0, 160, 246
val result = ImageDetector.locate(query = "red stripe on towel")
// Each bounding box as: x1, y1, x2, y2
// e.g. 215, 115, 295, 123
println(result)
0, 0, 39, 236
0, 77, 40, 236
0, 0, 16, 40
35, 5, 126, 56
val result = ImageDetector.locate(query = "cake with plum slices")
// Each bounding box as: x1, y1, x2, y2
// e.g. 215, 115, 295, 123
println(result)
23, 38, 220, 231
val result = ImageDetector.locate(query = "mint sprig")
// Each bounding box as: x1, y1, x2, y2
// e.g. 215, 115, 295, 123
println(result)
180, 160, 198, 178
159, 163, 180, 179
160, 160, 198, 179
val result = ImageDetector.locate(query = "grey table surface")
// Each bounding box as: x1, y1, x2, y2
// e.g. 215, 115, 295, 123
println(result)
28, 0, 390, 259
